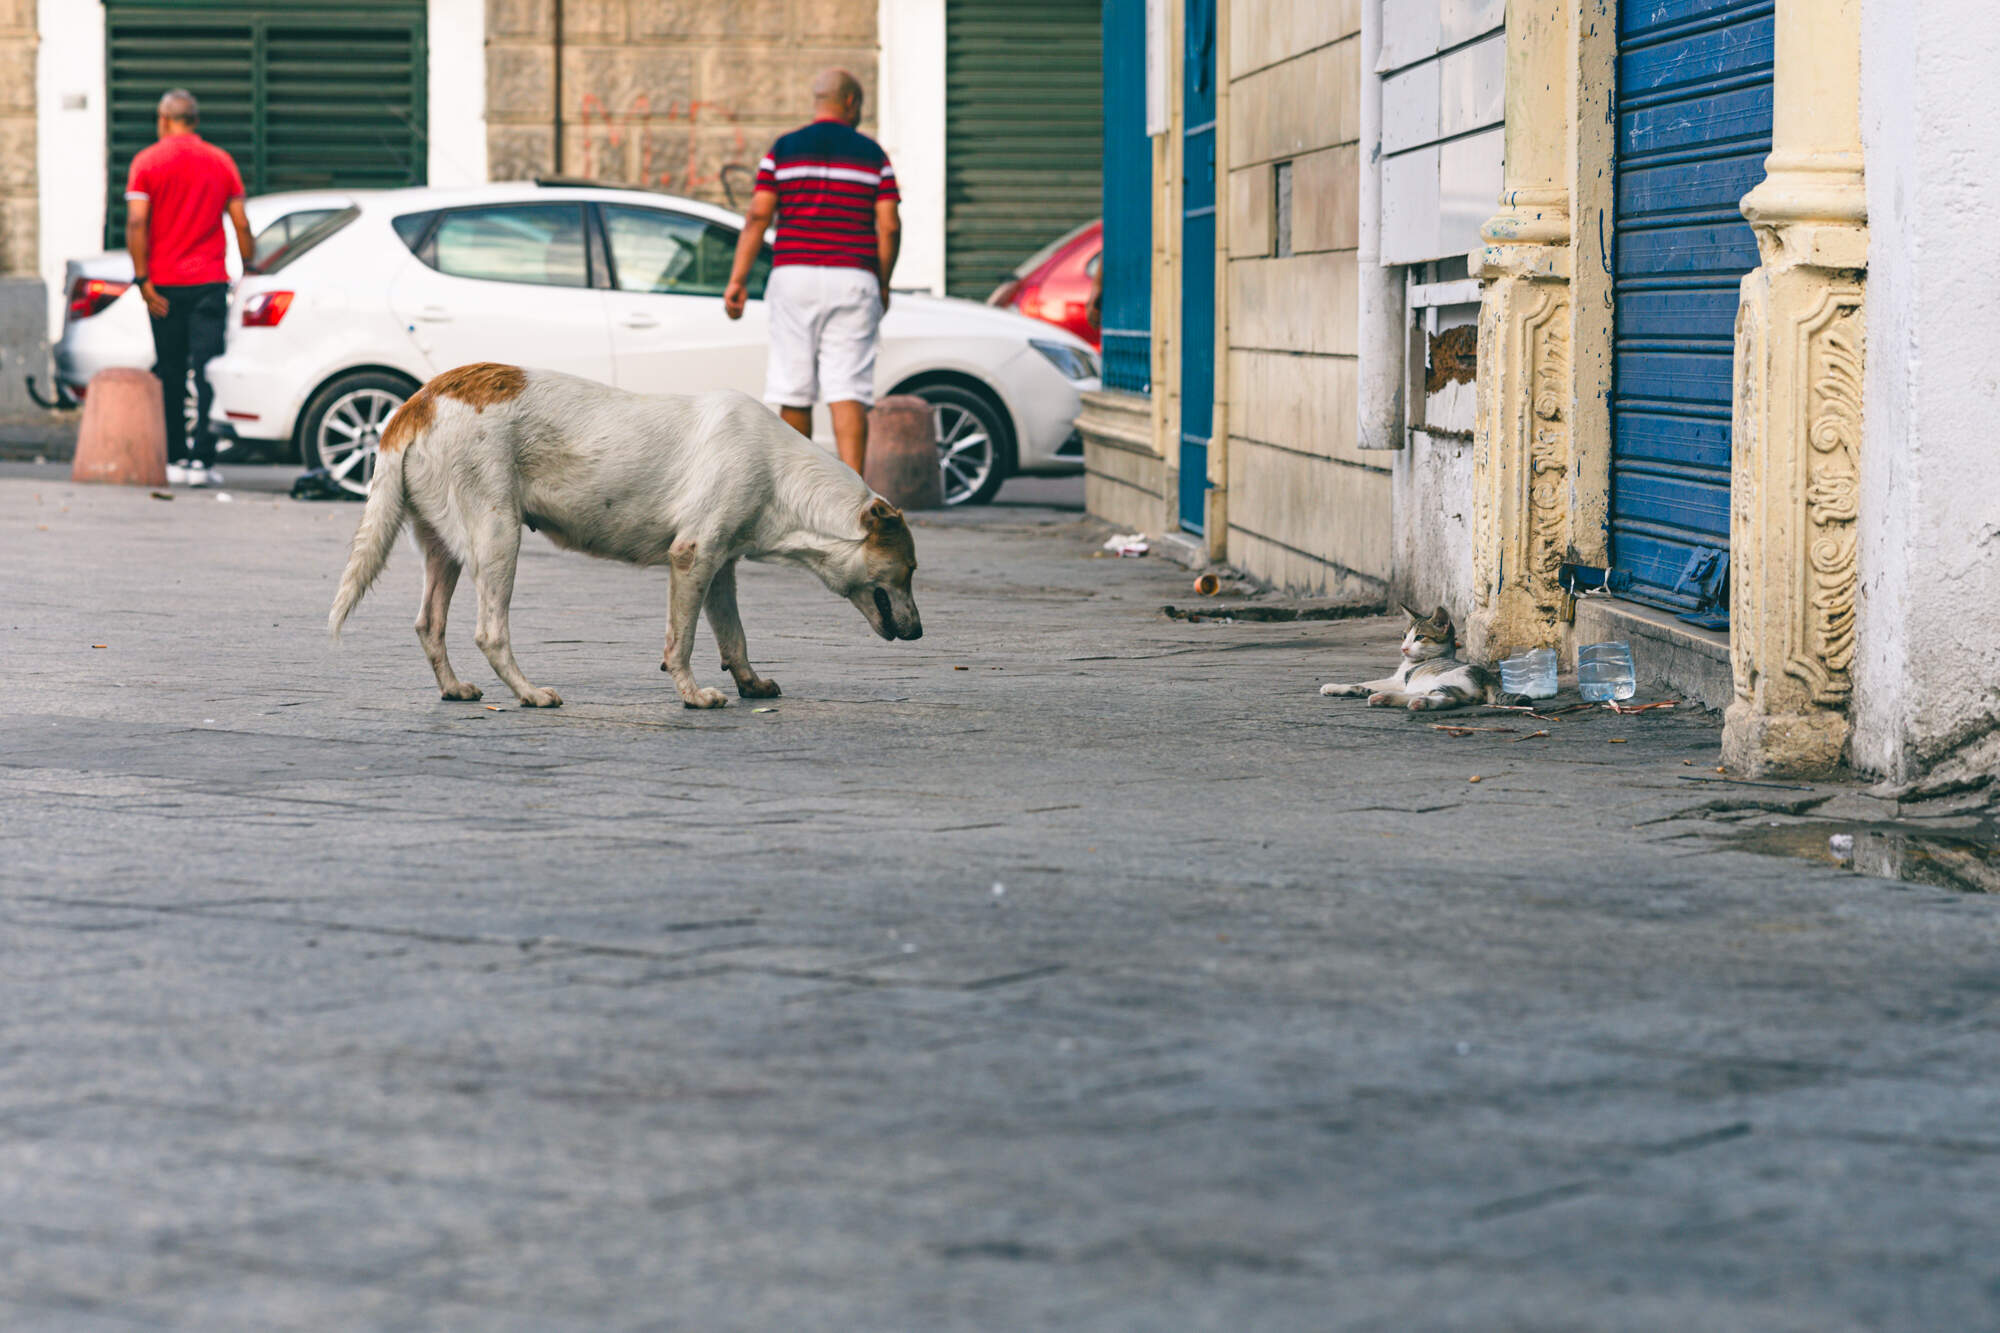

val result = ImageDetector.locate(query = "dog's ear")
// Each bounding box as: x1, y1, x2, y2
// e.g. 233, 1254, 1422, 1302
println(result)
862, 497, 905, 535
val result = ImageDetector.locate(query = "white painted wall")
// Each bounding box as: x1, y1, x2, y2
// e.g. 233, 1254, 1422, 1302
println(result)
1854, 0, 2000, 783
427, 0, 488, 187
35, 0, 107, 335
875, 0, 945, 294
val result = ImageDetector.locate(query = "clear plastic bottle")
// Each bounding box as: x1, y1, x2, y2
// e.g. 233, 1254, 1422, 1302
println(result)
1577, 641, 1637, 703
1498, 646, 1559, 699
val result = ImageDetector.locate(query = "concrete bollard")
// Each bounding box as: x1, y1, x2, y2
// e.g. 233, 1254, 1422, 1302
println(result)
863, 394, 944, 511
71, 367, 167, 487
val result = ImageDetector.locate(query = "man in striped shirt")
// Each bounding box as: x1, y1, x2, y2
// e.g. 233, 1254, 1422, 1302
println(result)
724, 68, 901, 474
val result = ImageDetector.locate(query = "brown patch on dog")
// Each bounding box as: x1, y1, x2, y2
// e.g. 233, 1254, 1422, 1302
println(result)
377, 385, 435, 455
859, 498, 917, 571
431, 362, 528, 412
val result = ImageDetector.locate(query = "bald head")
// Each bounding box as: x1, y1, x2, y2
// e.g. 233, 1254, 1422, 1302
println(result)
157, 89, 199, 128
810, 67, 863, 126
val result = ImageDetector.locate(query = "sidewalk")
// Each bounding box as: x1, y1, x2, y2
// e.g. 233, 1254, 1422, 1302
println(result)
2, 467, 1997, 1330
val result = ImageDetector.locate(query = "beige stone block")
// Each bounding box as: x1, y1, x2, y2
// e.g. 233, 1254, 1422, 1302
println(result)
676, 124, 766, 202
0, 192, 37, 276
1291, 143, 1358, 253
1229, 38, 1359, 167
0, 0, 34, 33
1227, 251, 1357, 356
1228, 166, 1272, 258
1227, 350, 1361, 463
1226, 441, 1391, 582
0, 118, 33, 190
486, 0, 552, 39
487, 124, 554, 181
561, 0, 625, 39
0, 42, 32, 114
796, 0, 876, 42
565, 46, 696, 118
486, 45, 554, 121
699, 49, 809, 121
632, 0, 787, 40
566, 122, 634, 183
1229, 0, 1359, 79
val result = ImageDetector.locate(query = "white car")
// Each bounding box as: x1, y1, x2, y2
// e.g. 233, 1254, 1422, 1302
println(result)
51, 191, 365, 449
199, 182, 1096, 503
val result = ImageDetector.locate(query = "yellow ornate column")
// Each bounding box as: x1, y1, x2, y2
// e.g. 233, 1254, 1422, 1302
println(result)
1723, 0, 1867, 776
1468, 0, 1573, 660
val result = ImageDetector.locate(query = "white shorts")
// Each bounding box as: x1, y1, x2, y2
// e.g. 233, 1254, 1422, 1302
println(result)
763, 264, 883, 409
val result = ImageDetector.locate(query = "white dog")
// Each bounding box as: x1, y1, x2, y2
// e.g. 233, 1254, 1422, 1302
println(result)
329, 363, 922, 709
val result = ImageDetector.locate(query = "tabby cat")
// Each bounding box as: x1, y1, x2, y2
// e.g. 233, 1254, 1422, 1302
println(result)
1319, 604, 1513, 711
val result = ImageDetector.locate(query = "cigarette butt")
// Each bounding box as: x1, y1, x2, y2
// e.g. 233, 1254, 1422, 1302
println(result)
1193, 572, 1221, 596
1608, 738, 1627, 744
1715, 766, 1726, 773
953, 665, 968, 670
1468, 775, 1482, 783
91, 644, 107, 649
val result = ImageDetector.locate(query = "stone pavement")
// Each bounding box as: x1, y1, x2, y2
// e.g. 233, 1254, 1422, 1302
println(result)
3, 466, 1998, 1331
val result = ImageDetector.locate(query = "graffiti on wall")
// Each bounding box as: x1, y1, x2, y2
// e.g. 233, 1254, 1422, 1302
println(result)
575, 94, 756, 204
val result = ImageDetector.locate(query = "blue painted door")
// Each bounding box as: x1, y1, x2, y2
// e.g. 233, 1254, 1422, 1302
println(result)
1100, 0, 1152, 394
1611, 0, 1773, 618
1178, 0, 1216, 533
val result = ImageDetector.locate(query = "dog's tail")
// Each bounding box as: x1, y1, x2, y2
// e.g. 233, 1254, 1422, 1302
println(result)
328, 443, 411, 639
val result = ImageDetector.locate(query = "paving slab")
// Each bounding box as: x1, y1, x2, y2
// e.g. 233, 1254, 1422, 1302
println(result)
3, 467, 1998, 1331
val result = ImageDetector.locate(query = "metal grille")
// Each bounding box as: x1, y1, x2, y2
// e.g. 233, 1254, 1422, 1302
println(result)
106, 1, 426, 247
1609, 0, 1773, 616
944, 0, 1104, 300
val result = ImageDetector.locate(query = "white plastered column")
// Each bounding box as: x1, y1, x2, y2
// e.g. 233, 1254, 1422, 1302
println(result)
1722, 0, 1868, 776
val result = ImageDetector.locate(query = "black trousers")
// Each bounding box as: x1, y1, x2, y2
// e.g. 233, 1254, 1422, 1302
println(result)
148, 282, 228, 467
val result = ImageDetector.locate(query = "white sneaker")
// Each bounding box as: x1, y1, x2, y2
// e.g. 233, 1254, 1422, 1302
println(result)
166, 461, 190, 485
184, 461, 213, 488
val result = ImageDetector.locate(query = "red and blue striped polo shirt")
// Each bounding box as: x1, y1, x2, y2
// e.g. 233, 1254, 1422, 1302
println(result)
754, 119, 900, 275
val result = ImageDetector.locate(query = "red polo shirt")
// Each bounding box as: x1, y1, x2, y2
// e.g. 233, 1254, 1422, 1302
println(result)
125, 134, 245, 286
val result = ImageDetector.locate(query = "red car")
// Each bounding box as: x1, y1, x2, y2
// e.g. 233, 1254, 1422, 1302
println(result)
987, 219, 1101, 350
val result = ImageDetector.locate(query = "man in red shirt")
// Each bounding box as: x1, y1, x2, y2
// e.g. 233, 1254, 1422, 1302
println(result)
723, 68, 901, 475
125, 89, 253, 487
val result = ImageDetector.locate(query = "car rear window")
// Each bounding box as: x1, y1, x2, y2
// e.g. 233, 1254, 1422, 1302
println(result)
250, 207, 359, 275
251, 210, 340, 268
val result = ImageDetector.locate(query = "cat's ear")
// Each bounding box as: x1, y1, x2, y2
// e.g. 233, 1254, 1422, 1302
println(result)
1399, 602, 1423, 622
1433, 605, 1453, 629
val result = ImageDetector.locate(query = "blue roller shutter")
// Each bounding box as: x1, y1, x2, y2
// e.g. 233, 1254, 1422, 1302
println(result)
1610, 0, 1773, 618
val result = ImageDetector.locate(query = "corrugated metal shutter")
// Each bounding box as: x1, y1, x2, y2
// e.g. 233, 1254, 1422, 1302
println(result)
1099, 0, 1151, 394
1609, 0, 1773, 617
944, 0, 1103, 300
105, 1, 426, 247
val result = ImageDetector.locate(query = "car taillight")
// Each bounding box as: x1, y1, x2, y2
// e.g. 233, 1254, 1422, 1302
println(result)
242, 291, 294, 327
67, 277, 128, 321
988, 278, 1021, 308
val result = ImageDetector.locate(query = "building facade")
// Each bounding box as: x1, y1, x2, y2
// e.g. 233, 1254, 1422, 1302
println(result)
1086, 0, 1998, 786
4, 0, 1100, 408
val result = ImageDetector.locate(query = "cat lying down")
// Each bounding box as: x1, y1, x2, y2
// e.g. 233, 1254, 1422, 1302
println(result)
1319, 604, 1518, 712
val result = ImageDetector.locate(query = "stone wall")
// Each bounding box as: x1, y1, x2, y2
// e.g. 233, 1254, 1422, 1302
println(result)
484, 0, 878, 207
0, 0, 37, 277
1221, 3, 1386, 594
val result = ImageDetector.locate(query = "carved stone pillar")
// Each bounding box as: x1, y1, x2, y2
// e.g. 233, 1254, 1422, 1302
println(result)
1722, 0, 1867, 776
1468, 0, 1572, 660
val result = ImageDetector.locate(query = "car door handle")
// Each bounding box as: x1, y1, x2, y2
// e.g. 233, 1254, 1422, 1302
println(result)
621, 313, 660, 329
417, 305, 452, 323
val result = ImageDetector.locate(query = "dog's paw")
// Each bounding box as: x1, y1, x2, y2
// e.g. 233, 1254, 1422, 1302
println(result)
519, 687, 563, 708
738, 676, 781, 700
682, 687, 728, 710
440, 683, 483, 702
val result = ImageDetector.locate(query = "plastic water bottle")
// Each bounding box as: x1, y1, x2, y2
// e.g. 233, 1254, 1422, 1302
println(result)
1577, 641, 1637, 703
1498, 646, 1558, 699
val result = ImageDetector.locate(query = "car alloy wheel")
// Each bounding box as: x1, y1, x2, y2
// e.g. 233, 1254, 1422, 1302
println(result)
932, 399, 998, 506
313, 384, 406, 496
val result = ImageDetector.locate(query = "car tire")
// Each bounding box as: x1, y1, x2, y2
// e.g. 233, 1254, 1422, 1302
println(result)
297, 370, 418, 497
908, 382, 1011, 506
